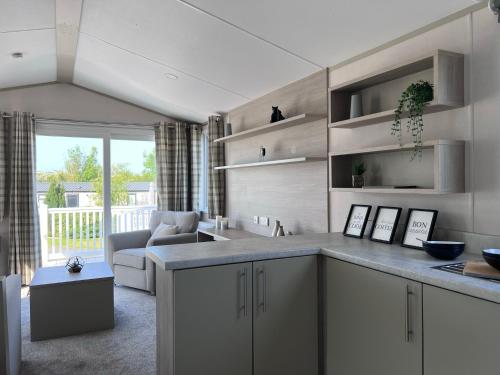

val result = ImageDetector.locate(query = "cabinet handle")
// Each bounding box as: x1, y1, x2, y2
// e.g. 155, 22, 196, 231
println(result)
405, 284, 414, 342
257, 268, 267, 313
238, 268, 247, 317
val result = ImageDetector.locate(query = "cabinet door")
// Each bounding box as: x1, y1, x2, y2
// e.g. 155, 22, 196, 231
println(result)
253, 256, 318, 375
174, 263, 252, 375
424, 285, 500, 375
325, 258, 422, 375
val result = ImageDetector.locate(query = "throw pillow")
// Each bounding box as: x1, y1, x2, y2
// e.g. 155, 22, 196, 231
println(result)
146, 223, 177, 247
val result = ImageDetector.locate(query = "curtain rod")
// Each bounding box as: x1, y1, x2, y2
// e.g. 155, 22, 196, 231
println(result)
1, 114, 203, 128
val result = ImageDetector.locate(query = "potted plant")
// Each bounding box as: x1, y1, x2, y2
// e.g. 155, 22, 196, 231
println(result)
352, 162, 367, 188
391, 80, 433, 159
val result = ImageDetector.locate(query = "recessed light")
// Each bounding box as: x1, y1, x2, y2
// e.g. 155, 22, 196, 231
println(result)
11, 52, 23, 59
164, 73, 178, 80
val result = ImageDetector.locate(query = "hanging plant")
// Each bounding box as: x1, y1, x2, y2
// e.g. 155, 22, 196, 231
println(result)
391, 80, 433, 159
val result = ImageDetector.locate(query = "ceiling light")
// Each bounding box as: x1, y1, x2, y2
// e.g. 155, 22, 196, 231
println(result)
11, 52, 23, 59
164, 73, 178, 80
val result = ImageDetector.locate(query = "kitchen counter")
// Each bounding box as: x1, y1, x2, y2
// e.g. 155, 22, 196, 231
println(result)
147, 232, 500, 304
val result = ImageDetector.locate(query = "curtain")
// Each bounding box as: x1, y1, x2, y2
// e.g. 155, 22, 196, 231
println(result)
190, 125, 202, 211
8, 112, 41, 285
0, 114, 7, 218
207, 115, 225, 218
155, 122, 188, 211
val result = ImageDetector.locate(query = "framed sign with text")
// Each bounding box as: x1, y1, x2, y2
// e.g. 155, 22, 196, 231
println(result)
343, 204, 372, 238
401, 208, 438, 249
369, 206, 402, 244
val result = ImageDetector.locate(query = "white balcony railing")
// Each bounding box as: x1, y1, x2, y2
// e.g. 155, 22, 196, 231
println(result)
39, 204, 156, 266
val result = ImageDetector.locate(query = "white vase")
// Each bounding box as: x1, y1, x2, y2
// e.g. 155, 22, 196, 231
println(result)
271, 220, 280, 237
350, 94, 363, 118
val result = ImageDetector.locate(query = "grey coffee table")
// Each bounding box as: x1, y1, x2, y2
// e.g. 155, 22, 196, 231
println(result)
30, 262, 114, 341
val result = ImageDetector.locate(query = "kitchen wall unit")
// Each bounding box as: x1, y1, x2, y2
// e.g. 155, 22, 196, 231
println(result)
423, 284, 500, 375
324, 258, 422, 375
156, 255, 319, 375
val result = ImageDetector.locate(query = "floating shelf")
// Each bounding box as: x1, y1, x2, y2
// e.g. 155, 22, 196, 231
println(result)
214, 114, 325, 143
329, 103, 454, 129
329, 139, 465, 194
328, 50, 464, 128
330, 187, 443, 195
215, 157, 326, 170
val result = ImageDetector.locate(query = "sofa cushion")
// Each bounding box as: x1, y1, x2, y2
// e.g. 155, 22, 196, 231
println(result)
146, 223, 177, 247
113, 248, 146, 270
149, 210, 199, 234
175, 211, 199, 233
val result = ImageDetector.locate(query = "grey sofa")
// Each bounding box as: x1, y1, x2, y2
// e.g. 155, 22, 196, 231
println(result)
107, 210, 199, 294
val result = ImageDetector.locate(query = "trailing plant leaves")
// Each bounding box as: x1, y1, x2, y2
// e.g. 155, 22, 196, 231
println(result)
391, 80, 433, 160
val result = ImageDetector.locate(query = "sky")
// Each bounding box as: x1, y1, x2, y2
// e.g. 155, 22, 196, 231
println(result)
36, 135, 155, 174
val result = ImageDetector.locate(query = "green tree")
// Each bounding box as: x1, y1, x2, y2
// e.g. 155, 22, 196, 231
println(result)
45, 181, 66, 208
142, 149, 156, 181
92, 163, 131, 206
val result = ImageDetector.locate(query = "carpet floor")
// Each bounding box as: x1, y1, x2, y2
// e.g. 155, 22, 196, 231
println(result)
20, 286, 156, 375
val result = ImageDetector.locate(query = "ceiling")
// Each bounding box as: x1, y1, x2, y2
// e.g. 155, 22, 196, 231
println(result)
0, 0, 481, 122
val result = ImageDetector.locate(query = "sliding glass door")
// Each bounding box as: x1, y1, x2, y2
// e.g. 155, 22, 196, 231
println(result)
36, 122, 155, 267
36, 135, 105, 266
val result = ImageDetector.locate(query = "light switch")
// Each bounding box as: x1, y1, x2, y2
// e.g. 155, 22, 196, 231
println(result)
253, 216, 259, 224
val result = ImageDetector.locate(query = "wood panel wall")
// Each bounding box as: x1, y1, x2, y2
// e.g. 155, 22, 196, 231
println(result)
225, 70, 328, 236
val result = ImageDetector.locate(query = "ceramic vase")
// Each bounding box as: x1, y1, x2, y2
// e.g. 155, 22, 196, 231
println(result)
271, 220, 280, 237
352, 175, 364, 188
277, 226, 285, 237
350, 94, 363, 118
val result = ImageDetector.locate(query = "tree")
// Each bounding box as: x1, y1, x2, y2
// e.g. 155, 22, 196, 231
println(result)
45, 181, 66, 208
142, 149, 156, 181
92, 163, 131, 206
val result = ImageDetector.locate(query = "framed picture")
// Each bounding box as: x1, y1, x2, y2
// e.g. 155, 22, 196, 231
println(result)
401, 208, 438, 249
343, 204, 372, 238
369, 206, 402, 244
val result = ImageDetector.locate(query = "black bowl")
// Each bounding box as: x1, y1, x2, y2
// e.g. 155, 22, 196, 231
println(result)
423, 241, 465, 260
482, 249, 500, 271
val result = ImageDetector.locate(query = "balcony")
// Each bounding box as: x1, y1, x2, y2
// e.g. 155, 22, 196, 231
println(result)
39, 204, 156, 267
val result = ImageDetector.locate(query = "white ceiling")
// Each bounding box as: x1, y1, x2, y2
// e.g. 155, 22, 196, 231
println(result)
1, 0, 480, 122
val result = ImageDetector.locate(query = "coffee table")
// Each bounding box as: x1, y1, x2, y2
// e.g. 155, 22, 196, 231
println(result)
30, 262, 114, 341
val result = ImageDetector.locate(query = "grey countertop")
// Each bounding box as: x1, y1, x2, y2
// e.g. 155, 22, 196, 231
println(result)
146, 232, 500, 304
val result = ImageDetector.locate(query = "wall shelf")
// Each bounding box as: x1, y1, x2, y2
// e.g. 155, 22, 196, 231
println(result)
215, 157, 326, 170
214, 114, 325, 143
329, 139, 465, 194
328, 50, 464, 128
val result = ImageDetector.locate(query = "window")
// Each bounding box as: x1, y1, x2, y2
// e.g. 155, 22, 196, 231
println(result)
66, 194, 79, 208
36, 121, 155, 267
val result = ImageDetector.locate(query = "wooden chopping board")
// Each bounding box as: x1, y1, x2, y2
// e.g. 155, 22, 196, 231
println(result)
463, 261, 500, 280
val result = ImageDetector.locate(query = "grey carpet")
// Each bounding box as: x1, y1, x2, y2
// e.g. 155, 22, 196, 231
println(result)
20, 286, 156, 375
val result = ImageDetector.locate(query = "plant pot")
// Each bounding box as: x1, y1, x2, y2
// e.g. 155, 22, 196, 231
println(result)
352, 175, 364, 188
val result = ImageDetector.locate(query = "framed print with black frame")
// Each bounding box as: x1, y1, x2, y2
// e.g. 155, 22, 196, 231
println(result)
343, 204, 372, 238
401, 208, 438, 249
369, 206, 402, 244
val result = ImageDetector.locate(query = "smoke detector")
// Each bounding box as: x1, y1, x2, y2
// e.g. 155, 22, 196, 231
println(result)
11, 52, 23, 59
490, 0, 500, 22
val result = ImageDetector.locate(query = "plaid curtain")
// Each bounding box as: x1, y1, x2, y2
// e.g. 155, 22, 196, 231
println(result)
8, 112, 41, 285
207, 115, 225, 218
190, 126, 202, 211
155, 122, 202, 212
0, 114, 7, 218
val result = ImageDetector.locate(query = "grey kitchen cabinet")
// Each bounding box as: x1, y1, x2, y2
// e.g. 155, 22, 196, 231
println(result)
423, 285, 500, 375
324, 258, 422, 375
173, 262, 253, 375
158, 255, 319, 375
253, 256, 318, 375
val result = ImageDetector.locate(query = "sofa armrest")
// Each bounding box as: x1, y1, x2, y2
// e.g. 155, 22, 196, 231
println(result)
108, 230, 151, 252
149, 232, 198, 246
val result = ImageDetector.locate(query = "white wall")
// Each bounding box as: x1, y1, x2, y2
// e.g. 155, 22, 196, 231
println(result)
329, 7, 500, 253
0, 83, 176, 276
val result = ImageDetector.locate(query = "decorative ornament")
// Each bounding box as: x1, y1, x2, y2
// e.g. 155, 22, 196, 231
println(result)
65, 256, 85, 273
